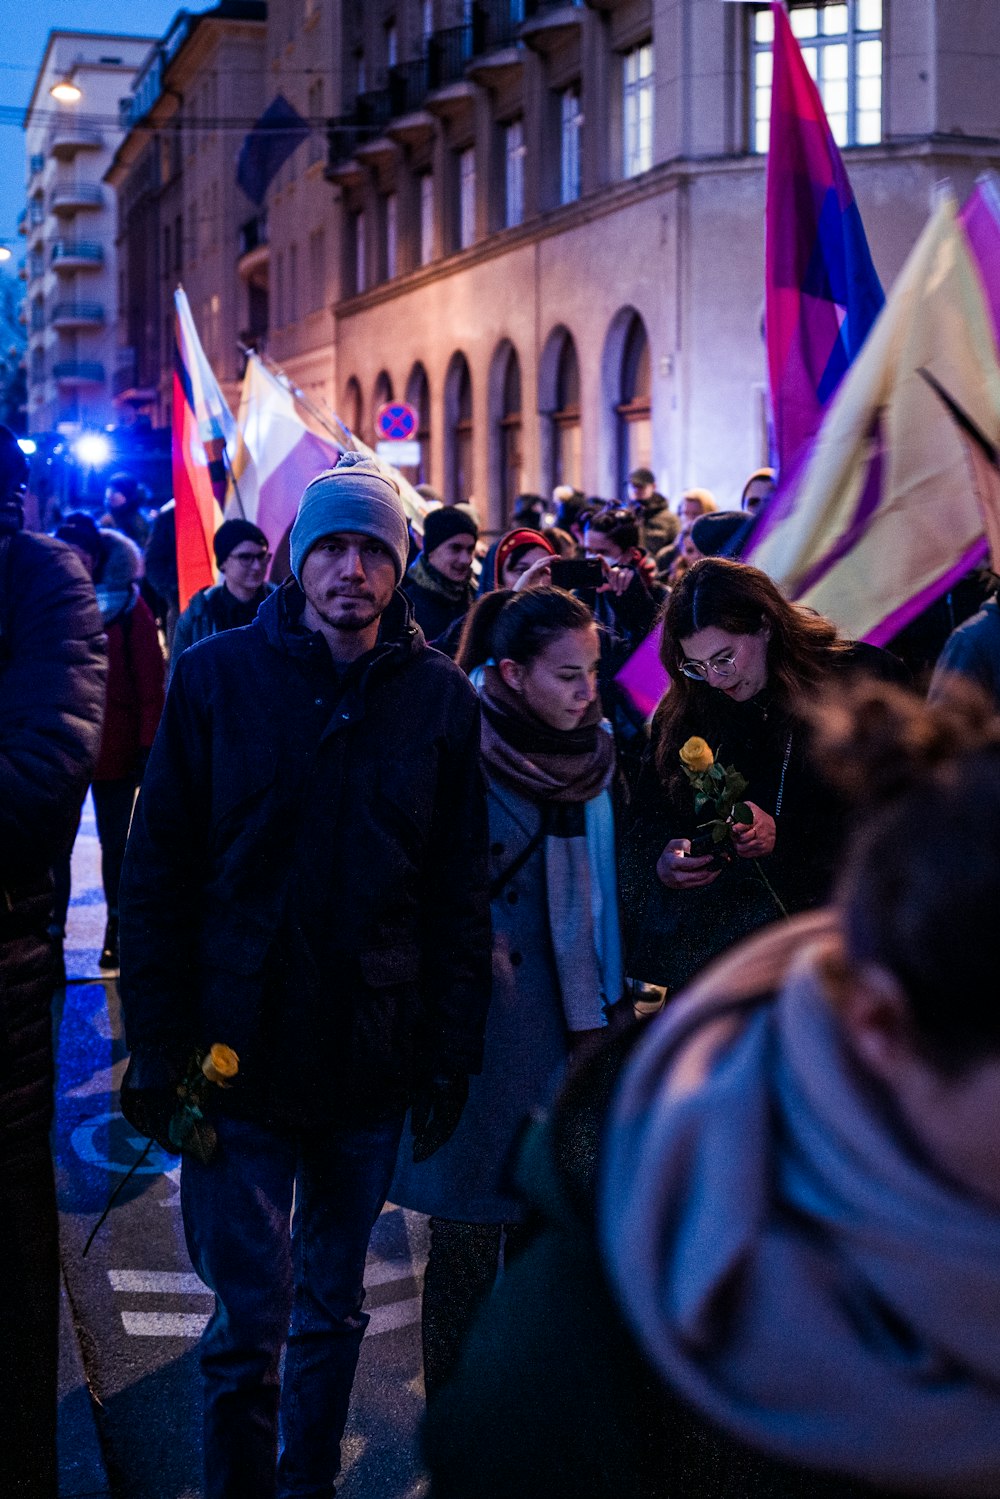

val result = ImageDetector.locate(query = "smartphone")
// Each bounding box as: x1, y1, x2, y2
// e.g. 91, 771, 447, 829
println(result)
549, 558, 604, 591
687, 831, 732, 869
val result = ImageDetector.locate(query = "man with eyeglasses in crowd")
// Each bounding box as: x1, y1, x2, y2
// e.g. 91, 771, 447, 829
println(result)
170, 519, 276, 678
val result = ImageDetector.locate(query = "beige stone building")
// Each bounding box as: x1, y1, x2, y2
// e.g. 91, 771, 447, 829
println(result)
22, 32, 154, 433
325, 0, 1000, 533
102, 0, 1000, 536
105, 3, 267, 423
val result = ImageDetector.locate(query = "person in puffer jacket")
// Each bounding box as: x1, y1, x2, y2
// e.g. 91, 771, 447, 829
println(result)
0, 425, 106, 1499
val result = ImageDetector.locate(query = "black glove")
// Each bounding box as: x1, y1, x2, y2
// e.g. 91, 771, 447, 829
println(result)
411, 1073, 469, 1164
119, 1051, 181, 1155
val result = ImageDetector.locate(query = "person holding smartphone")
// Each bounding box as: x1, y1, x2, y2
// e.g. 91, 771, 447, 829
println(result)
620, 557, 907, 997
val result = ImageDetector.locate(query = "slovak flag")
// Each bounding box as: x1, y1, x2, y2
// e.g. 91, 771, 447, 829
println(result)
765, 0, 884, 477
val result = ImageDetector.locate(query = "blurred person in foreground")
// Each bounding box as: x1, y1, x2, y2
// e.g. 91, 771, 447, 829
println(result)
426, 678, 1000, 1499
118, 453, 490, 1499
0, 426, 106, 1498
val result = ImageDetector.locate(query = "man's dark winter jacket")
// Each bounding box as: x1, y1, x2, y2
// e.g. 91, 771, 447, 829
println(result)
170, 579, 276, 679
400, 560, 473, 652
0, 534, 106, 1151
120, 582, 491, 1127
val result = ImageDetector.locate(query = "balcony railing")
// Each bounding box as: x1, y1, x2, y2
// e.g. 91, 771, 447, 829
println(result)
51, 241, 104, 267
17, 209, 27, 236
53, 360, 106, 385
29, 153, 45, 177
388, 58, 430, 116
239, 211, 268, 257
523, 0, 583, 13
52, 301, 105, 327
51, 183, 103, 214
473, 0, 524, 52
50, 126, 104, 159
427, 24, 474, 89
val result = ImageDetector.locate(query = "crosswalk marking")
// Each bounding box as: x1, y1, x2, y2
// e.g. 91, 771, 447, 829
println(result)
121, 1311, 212, 1338
108, 1270, 210, 1295
109, 1264, 422, 1338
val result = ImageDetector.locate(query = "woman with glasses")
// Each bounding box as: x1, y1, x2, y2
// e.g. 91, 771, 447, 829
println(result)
169, 519, 276, 679
620, 557, 905, 996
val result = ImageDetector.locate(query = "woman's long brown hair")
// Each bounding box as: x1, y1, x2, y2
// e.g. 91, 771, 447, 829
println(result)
652, 557, 848, 782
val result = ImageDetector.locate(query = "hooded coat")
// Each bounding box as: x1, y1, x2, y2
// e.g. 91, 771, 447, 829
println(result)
0, 534, 106, 1151
425, 913, 1000, 1499
119, 581, 491, 1128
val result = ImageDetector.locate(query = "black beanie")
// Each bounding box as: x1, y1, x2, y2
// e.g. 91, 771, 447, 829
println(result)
422, 505, 478, 558
214, 518, 268, 566
691, 511, 750, 558
55, 511, 103, 564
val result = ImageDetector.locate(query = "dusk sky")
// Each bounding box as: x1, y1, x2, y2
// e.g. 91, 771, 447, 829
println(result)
0, 1, 215, 253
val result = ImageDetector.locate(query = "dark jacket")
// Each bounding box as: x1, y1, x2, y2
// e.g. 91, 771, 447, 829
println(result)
170, 579, 276, 679
0, 534, 106, 1150
119, 582, 491, 1127
929, 596, 1000, 708
638, 494, 678, 558
93, 595, 164, 782
424, 1026, 937, 1499
620, 643, 907, 992
400, 562, 474, 650
593, 571, 665, 777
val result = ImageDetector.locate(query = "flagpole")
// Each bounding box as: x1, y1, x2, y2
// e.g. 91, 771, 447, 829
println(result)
221, 443, 247, 519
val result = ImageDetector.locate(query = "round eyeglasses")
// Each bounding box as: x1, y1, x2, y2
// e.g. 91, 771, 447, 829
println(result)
679, 639, 747, 682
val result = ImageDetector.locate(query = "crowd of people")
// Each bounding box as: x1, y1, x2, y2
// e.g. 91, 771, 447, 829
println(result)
3, 419, 1000, 1499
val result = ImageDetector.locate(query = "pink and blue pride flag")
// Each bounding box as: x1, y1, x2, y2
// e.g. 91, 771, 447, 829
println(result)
766, 0, 883, 477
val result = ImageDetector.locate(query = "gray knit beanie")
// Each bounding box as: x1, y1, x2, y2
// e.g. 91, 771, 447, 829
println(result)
290, 452, 409, 583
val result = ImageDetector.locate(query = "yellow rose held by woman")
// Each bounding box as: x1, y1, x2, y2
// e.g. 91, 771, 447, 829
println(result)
202, 1044, 239, 1086
679, 736, 715, 773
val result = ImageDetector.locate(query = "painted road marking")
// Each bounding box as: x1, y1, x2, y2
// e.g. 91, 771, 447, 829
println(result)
108, 1270, 210, 1295
109, 1262, 422, 1338
121, 1311, 211, 1338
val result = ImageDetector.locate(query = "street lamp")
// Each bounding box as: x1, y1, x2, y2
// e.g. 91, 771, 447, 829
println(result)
50, 77, 82, 104
0, 246, 11, 264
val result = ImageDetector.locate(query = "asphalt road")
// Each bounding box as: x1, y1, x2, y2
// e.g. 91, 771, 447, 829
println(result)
55, 800, 430, 1499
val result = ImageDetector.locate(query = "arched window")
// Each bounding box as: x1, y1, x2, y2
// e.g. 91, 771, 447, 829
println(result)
498, 346, 522, 523
344, 376, 363, 440
405, 362, 431, 484
372, 369, 394, 445
539, 325, 581, 497
553, 335, 581, 491
445, 353, 473, 504
616, 313, 651, 499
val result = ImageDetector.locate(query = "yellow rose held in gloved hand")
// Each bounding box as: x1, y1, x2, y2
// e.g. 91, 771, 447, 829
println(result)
679, 737, 715, 773
202, 1044, 239, 1086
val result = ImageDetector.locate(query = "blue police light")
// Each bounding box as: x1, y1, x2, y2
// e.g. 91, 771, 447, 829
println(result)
75, 433, 111, 468
16, 438, 37, 456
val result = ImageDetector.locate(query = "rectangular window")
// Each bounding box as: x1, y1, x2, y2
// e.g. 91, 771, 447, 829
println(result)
309, 226, 325, 311
355, 210, 367, 294
422, 0, 434, 50
623, 42, 654, 178
459, 146, 476, 249
504, 119, 525, 229
386, 21, 398, 69
385, 193, 398, 279
751, 0, 882, 151
308, 79, 323, 164
420, 172, 435, 265
288, 241, 298, 322
560, 86, 583, 204
356, 53, 366, 96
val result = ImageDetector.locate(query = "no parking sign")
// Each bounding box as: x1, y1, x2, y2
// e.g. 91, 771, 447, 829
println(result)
375, 402, 421, 467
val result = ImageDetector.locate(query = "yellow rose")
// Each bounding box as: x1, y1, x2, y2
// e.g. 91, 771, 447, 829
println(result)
202, 1044, 239, 1086
679, 736, 715, 773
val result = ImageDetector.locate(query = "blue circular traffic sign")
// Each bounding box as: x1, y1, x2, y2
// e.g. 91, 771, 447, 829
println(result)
376, 401, 418, 441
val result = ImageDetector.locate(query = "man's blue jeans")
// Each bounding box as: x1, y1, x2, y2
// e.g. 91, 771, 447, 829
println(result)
181, 1110, 406, 1499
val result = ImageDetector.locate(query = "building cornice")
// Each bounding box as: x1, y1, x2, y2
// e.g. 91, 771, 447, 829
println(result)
334, 133, 1000, 323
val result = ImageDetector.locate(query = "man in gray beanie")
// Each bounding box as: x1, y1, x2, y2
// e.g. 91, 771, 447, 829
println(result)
118, 450, 491, 1499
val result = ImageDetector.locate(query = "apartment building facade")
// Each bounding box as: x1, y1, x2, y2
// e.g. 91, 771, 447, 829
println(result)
326, 0, 1000, 531
104, 2, 267, 424
22, 33, 154, 433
